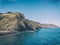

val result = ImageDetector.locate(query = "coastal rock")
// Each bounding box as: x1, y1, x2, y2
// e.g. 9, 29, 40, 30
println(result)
0, 12, 59, 33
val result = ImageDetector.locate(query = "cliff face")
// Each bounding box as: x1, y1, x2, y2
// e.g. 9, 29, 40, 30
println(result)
0, 12, 58, 32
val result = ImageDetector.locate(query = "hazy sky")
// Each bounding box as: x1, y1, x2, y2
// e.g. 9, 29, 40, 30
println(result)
0, 0, 60, 27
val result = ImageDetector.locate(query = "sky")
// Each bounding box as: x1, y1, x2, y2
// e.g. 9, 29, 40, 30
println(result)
0, 0, 60, 27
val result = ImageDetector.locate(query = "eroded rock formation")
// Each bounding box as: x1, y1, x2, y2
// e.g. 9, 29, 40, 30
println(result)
0, 12, 58, 33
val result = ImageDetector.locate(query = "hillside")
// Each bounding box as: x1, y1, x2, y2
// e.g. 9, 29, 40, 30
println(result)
0, 12, 58, 33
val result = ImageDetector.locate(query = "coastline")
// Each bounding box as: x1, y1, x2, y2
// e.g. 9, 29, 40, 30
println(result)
0, 32, 20, 38
0, 28, 60, 38
0, 30, 35, 38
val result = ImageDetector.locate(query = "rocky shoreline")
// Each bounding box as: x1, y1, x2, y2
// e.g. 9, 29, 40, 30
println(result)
0, 12, 59, 36
0, 30, 35, 37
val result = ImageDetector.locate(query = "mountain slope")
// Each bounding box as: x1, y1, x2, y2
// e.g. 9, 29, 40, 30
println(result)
0, 12, 58, 33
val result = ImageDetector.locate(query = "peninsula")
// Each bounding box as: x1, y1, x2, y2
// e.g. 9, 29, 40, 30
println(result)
0, 12, 58, 36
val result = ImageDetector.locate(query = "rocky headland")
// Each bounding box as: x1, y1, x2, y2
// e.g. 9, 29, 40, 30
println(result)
0, 12, 59, 36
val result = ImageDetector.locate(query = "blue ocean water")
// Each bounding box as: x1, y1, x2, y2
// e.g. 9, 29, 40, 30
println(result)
0, 28, 60, 45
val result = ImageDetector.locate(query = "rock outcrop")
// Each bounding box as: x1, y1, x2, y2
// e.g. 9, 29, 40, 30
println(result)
0, 12, 59, 33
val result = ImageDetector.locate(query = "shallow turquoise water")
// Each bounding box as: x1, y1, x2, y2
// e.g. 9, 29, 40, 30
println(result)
0, 28, 60, 45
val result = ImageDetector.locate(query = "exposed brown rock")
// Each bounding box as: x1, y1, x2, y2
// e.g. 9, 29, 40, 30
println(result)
0, 12, 59, 33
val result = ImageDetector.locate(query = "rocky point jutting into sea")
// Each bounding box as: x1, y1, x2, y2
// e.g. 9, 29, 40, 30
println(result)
0, 12, 59, 36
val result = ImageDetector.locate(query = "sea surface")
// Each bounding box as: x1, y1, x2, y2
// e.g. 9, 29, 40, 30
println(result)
0, 28, 60, 45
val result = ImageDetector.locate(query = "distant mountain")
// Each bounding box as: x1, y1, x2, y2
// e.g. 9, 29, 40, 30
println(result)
0, 12, 59, 33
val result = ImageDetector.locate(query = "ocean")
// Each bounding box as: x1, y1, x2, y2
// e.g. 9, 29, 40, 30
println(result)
0, 28, 60, 45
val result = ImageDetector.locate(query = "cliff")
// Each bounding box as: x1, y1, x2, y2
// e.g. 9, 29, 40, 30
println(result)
0, 12, 58, 33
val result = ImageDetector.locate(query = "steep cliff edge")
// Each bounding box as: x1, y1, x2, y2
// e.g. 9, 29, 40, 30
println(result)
0, 12, 59, 33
